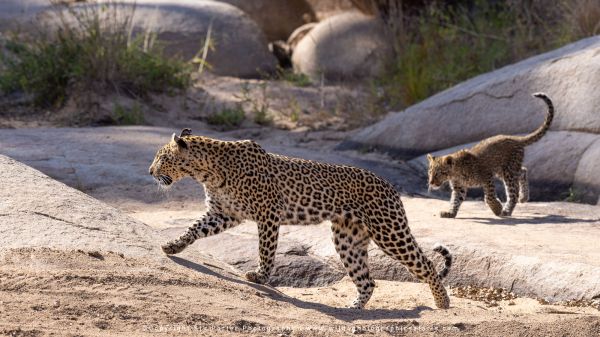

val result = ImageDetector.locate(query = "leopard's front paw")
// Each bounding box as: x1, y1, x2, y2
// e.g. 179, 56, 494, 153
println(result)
434, 294, 450, 309
500, 209, 513, 217
245, 270, 268, 284
161, 241, 187, 255
488, 202, 503, 217
440, 211, 457, 218
348, 299, 365, 309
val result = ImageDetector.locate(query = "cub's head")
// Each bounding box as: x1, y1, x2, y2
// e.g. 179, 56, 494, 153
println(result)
149, 128, 194, 187
427, 154, 453, 190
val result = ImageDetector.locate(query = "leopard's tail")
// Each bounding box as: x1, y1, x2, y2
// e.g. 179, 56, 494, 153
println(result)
519, 93, 554, 146
432, 243, 452, 279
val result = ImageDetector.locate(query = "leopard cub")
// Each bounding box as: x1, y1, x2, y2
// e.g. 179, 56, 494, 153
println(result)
427, 93, 554, 218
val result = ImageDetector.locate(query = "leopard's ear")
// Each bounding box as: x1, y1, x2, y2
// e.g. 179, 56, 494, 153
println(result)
172, 133, 188, 149
180, 128, 192, 137
426, 154, 434, 162
444, 156, 453, 166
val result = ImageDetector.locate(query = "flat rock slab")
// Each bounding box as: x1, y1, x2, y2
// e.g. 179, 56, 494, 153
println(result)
2, 126, 599, 302
159, 196, 600, 302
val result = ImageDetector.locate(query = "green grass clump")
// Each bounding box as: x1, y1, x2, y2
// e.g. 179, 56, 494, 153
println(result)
0, 1, 190, 108
277, 67, 312, 87
207, 106, 245, 129
237, 82, 272, 126
1, 39, 77, 107
563, 187, 584, 203
112, 102, 144, 125
253, 106, 272, 126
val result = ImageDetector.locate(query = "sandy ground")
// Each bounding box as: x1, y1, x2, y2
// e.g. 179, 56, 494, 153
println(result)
0, 248, 598, 337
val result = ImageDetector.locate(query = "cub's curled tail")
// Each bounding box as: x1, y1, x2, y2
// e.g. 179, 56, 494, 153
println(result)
433, 244, 452, 279
520, 93, 554, 146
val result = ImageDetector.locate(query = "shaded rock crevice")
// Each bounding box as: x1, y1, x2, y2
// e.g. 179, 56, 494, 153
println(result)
432, 89, 519, 110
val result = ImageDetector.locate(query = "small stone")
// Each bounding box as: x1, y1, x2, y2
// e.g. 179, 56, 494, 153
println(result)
351, 326, 364, 334
87, 251, 104, 259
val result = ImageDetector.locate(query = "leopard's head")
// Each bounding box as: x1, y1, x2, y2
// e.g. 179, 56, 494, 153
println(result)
149, 128, 194, 187
427, 154, 453, 190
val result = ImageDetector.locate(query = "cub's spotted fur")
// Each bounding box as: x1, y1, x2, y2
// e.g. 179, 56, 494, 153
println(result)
150, 129, 452, 309
427, 93, 554, 218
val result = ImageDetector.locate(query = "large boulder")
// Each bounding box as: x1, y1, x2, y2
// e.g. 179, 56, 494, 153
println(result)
573, 141, 600, 204
287, 22, 318, 51
33, 0, 277, 78
305, 0, 354, 20
341, 36, 600, 158
128, 0, 277, 77
215, 0, 316, 42
0, 154, 239, 277
291, 11, 394, 82
0, 155, 160, 257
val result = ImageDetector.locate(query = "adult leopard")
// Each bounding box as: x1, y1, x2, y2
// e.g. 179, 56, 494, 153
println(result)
149, 129, 452, 309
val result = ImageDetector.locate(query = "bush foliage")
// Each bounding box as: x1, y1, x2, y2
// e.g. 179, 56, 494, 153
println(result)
0, 1, 190, 108
375, 0, 595, 110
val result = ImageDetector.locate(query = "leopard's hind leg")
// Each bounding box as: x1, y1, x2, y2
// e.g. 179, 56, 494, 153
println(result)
331, 216, 374, 309
518, 167, 529, 203
501, 171, 519, 217
373, 233, 450, 309
483, 179, 503, 217
369, 208, 450, 309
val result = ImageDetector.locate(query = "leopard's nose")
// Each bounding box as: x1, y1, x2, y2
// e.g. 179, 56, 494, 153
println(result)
149, 167, 154, 175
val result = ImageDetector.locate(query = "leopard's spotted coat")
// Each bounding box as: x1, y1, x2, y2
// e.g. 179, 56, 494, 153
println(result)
150, 129, 452, 309
428, 93, 554, 218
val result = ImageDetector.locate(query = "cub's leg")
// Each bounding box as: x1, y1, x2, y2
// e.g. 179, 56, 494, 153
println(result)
372, 230, 450, 309
518, 167, 529, 203
331, 217, 374, 309
441, 182, 466, 218
501, 173, 519, 216
162, 212, 240, 254
483, 179, 503, 216
245, 215, 281, 285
